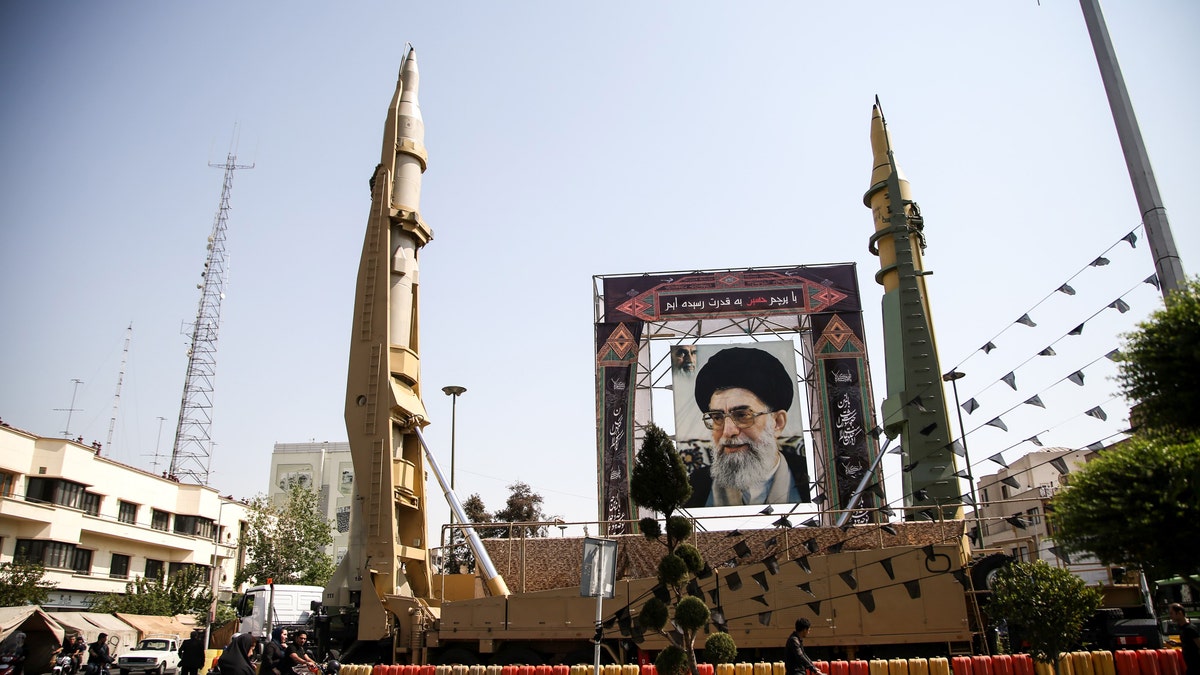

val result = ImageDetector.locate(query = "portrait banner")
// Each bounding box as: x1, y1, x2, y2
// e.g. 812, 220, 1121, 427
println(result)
676, 341, 810, 509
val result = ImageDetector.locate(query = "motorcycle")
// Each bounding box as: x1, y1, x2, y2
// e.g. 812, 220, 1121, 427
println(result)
290, 650, 339, 675
53, 654, 77, 675
0, 652, 19, 675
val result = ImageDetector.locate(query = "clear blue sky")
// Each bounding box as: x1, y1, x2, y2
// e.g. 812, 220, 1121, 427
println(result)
1, 2, 1196, 533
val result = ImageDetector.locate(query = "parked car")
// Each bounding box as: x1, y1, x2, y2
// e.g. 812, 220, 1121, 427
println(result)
115, 636, 181, 675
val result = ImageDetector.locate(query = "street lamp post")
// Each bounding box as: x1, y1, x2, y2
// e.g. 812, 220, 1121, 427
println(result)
943, 370, 982, 547
441, 386, 467, 493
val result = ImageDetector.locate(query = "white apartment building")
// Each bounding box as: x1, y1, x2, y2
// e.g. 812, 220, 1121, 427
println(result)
0, 422, 251, 610
976, 446, 1116, 586
268, 442, 353, 564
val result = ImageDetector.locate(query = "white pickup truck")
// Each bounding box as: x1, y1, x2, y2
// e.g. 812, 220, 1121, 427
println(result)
115, 635, 181, 675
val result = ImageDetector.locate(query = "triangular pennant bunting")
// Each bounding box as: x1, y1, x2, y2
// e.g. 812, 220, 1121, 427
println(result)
807, 601, 821, 616
758, 611, 773, 626
1122, 231, 1137, 248
1067, 371, 1085, 386
904, 580, 922, 599
1039, 346, 1057, 356
1050, 457, 1069, 475
1145, 274, 1160, 290
1105, 349, 1120, 361
1027, 435, 1044, 447
1001, 372, 1017, 390
1007, 515, 1028, 530
985, 417, 1009, 432
1016, 314, 1036, 327
1069, 324, 1085, 336
1085, 406, 1108, 421
857, 591, 876, 613
750, 594, 768, 607
1001, 475, 1021, 489
838, 570, 858, 590
1024, 395, 1045, 408
1108, 298, 1130, 314
1090, 256, 1110, 267
797, 582, 814, 596
950, 440, 966, 458
751, 571, 769, 592
880, 558, 895, 580
1087, 441, 1105, 451
962, 398, 980, 414
982, 342, 997, 354
987, 452, 1009, 467
1057, 283, 1076, 296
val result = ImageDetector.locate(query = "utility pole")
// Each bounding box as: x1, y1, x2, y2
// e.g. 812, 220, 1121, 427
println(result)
1079, 0, 1185, 296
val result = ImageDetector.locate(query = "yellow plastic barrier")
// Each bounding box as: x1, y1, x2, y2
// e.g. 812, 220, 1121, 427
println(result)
1072, 652, 1095, 675
717, 665, 735, 675
1034, 663, 1054, 675
754, 663, 771, 675
437, 666, 454, 675
1091, 652, 1116, 675
737, 664, 754, 675
624, 666, 639, 675
908, 659, 929, 675
871, 661, 890, 675
929, 658, 951, 675
890, 659, 909, 675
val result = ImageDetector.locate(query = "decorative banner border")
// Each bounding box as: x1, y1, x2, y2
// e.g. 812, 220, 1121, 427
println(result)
812, 312, 881, 523
595, 321, 641, 533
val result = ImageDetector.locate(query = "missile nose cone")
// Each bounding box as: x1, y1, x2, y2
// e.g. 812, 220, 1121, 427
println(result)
399, 48, 421, 113
865, 102, 906, 206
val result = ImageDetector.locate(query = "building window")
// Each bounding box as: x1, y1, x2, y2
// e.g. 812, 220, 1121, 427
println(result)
72, 548, 93, 574
145, 558, 164, 580
151, 509, 171, 531
118, 501, 138, 524
167, 562, 211, 584
0, 471, 14, 497
15, 539, 91, 572
174, 515, 216, 539
1026, 507, 1041, 526
111, 553, 130, 579
23, 477, 100, 514
80, 492, 101, 517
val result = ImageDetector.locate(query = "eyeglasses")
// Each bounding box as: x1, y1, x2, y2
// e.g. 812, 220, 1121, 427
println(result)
702, 407, 771, 430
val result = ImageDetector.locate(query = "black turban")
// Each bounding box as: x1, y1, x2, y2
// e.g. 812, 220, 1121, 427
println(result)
694, 347, 794, 412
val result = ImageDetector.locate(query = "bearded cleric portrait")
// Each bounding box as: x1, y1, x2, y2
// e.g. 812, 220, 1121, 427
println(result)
683, 344, 811, 508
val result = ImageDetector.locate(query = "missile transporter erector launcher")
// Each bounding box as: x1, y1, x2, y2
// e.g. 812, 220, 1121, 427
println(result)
320, 54, 987, 664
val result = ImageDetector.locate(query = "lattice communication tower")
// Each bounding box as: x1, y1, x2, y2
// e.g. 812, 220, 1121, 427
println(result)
170, 153, 253, 485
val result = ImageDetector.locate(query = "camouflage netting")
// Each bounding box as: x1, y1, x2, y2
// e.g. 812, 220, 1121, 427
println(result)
479, 519, 966, 593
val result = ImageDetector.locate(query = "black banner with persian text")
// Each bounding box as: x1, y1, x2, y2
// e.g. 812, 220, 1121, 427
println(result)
595, 321, 641, 533
812, 312, 880, 523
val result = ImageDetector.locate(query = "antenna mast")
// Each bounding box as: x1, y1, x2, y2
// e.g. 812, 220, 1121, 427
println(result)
105, 323, 133, 455
170, 152, 253, 484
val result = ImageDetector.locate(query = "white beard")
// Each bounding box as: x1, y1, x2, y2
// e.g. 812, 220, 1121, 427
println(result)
710, 434, 779, 493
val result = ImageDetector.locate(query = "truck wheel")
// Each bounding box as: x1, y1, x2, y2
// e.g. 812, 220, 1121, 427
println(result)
156, 664, 165, 675
970, 553, 1014, 593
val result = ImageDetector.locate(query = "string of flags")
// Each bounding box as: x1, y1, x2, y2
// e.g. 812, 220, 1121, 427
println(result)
958, 228, 1147, 363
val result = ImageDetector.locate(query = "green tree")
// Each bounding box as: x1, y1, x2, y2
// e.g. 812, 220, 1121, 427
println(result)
90, 565, 214, 622
236, 484, 335, 586
492, 481, 550, 537
1116, 276, 1200, 437
1051, 434, 1200, 589
987, 561, 1101, 672
629, 424, 730, 675
0, 560, 56, 606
